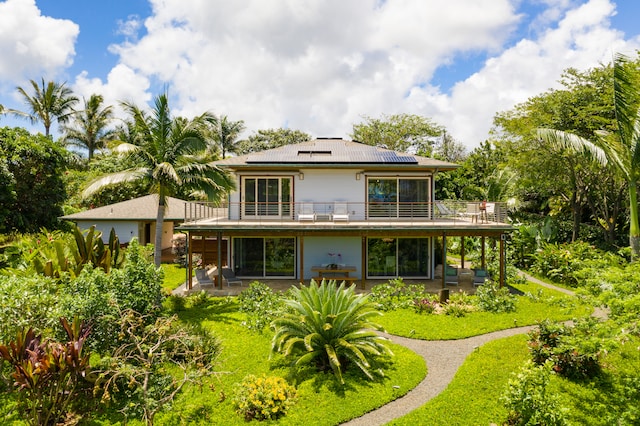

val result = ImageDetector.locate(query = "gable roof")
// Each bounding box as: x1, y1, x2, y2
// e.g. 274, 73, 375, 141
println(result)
215, 138, 458, 169
60, 194, 187, 221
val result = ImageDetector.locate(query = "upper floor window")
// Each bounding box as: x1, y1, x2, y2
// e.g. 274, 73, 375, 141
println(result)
367, 177, 430, 218
242, 177, 292, 218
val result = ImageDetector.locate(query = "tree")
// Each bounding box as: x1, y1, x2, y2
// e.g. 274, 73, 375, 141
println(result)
493, 62, 624, 245
14, 78, 78, 137
208, 115, 245, 158
0, 126, 68, 232
235, 128, 311, 155
538, 53, 640, 258
350, 113, 444, 153
82, 93, 235, 266
62, 94, 115, 161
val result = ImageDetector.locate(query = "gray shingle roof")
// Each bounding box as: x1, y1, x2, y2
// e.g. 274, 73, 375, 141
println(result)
60, 194, 187, 221
215, 138, 458, 169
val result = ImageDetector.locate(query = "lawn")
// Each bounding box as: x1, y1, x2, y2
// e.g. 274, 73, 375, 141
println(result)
378, 280, 592, 340
90, 298, 427, 425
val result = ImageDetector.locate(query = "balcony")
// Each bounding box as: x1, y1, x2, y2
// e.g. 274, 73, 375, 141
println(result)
182, 200, 509, 227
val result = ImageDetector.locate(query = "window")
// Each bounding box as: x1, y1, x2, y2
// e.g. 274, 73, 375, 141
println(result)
367, 177, 430, 218
243, 177, 292, 218
367, 237, 430, 278
233, 237, 295, 277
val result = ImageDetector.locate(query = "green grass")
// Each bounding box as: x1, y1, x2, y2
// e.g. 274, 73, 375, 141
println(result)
160, 263, 187, 293
390, 334, 529, 425
378, 280, 592, 340
86, 298, 427, 425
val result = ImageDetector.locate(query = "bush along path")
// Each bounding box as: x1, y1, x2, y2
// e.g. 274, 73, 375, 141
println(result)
343, 273, 605, 426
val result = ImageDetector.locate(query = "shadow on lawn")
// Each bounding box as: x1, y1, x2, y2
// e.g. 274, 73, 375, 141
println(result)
176, 299, 242, 326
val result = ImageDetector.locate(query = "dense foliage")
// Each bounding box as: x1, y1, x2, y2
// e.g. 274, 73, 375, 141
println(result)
0, 127, 68, 233
232, 374, 297, 421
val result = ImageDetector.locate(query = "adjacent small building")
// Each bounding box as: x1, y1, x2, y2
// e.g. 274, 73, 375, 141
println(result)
60, 194, 187, 250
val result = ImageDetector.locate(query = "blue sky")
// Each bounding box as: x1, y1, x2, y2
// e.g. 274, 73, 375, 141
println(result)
1, 0, 640, 149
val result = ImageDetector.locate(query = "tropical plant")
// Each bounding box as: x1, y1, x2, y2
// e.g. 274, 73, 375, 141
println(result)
475, 281, 516, 313
537, 53, 640, 258
271, 279, 393, 384
237, 281, 285, 332
61, 94, 115, 160
208, 114, 245, 159
94, 311, 220, 426
350, 113, 444, 153
0, 317, 93, 426
82, 93, 235, 265
232, 374, 297, 421
501, 360, 568, 426
13, 78, 78, 137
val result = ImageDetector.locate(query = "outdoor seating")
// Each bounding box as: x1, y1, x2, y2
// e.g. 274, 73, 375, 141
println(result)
196, 266, 216, 287
434, 201, 454, 218
298, 202, 316, 222
221, 267, 242, 286
444, 265, 459, 286
473, 268, 488, 286
460, 203, 481, 223
332, 202, 350, 222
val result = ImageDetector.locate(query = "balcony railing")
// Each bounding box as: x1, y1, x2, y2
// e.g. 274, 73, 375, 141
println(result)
184, 200, 509, 225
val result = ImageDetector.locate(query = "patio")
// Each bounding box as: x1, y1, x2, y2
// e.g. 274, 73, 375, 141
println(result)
173, 269, 484, 297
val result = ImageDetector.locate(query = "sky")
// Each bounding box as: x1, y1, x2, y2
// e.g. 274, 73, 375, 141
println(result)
1, 0, 640, 151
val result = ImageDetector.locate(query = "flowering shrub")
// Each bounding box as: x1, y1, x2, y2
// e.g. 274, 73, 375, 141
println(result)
233, 374, 297, 421
413, 297, 438, 314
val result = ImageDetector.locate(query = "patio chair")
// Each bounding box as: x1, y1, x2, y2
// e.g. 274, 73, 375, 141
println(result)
434, 201, 454, 218
482, 203, 495, 223
298, 202, 316, 222
332, 202, 350, 222
461, 203, 481, 223
473, 268, 488, 286
196, 266, 216, 287
444, 265, 459, 286
221, 267, 242, 287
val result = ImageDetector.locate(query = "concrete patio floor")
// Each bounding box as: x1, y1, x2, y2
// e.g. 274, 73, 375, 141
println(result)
172, 269, 482, 297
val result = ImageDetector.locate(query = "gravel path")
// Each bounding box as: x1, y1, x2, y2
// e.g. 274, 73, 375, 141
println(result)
343, 274, 601, 426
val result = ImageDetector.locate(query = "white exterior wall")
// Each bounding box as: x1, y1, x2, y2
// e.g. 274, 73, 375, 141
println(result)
300, 236, 362, 279
296, 169, 366, 220
75, 220, 138, 244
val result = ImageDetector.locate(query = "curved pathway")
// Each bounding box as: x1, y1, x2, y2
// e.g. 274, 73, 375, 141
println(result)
343, 273, 604, 426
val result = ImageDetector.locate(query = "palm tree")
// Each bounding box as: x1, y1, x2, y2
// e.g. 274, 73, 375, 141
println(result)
538, 53, 640, 259
82, 93, 235, 266
14, 78, 79, 137
209, 115, 245, 158
62, 94, 115, 161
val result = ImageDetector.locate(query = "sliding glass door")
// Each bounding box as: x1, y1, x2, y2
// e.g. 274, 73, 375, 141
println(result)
367, 237, 430, 278
233, 237, 295, 277
367, 177, 430, 218
243, 177, 292, 218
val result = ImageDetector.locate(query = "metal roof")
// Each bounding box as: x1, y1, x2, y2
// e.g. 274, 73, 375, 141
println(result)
216, 138, 458, 169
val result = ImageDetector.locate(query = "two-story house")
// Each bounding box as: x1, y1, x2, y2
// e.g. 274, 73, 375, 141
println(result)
178, 138, 512, 290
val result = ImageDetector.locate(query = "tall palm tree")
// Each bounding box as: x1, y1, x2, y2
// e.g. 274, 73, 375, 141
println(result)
15, 78, 79, 137
209, 115, 245, 158
82, 93, 235, 266
538, 53, 640, 259
62, 94, 115, 161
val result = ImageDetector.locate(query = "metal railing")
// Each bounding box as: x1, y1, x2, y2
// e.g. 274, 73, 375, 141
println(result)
184, 200, 509, 225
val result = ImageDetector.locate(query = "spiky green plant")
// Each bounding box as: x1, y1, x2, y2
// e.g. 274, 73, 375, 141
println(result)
271, 279, 393, 384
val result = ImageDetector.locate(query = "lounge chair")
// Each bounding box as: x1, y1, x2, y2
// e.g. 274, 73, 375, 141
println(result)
473, 268, 488, 286
196, 266, 216, 287
434, 201, 454, 218
221, 267, 242, 286
444, 265, 459, 286
298, 202, 316, 222
332, 202, 350, 222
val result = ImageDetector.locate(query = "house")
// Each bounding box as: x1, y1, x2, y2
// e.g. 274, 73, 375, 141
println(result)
60, 194, 187, 250
177, 138, 512, 289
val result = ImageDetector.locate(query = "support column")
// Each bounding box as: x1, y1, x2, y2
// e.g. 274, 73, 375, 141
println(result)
481, 236, 486, 269
499, 234, 505, 288
217, 231, 223, 289
187, 233, 193, 290
299, 233, 305, 284
361, 236, 366, 290
460, 236, 465, 269
441, 232, 447, 289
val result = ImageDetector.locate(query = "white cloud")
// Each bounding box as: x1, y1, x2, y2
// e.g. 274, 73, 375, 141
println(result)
0, 0, 78, 84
